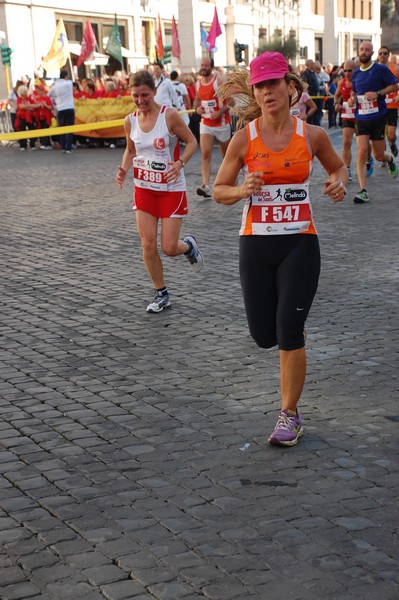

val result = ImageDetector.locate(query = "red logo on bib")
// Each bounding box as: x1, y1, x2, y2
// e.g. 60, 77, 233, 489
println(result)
154, 138, 165, 150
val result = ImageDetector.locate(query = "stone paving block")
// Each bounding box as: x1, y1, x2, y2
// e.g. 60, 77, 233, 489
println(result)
179, 564, 223, 587
31, 563, 76, 584
100, 579, 148, 600
45, 580, 97, 598
0, 566, 29, 586
36, 526, 78, 545
0, 582, 42, 600
201, 577, 252, 599
66, 551, 111, 570
147, 581, 196, 600
334, 516, 377, 531
83, 564, 129, 586
116, 553, 160, 572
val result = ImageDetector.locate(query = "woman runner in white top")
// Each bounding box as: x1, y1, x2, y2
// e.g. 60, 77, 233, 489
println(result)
115, 70, 203, 313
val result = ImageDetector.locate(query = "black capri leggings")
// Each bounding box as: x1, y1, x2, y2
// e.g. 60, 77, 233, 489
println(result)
239, 234, 321, 351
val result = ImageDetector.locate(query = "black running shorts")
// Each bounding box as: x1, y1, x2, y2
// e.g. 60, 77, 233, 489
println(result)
239, 234, 321, 351
355, 115, 387, 140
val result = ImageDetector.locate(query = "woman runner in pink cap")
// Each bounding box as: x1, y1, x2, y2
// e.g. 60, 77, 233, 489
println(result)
213, 52, 348, 446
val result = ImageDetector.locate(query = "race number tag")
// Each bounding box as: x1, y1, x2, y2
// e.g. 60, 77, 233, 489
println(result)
357, 94, 379, 115
341, 101, 356, 119
201, 99, 217, 115
133, 156, 168, 191
385, 92, 396, 105
251, 183, 311, 235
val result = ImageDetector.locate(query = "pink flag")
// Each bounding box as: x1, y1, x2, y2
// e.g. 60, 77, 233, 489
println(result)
156, 13, 164, 60
171, 16, 180, 59
206, 6, 222, 51
77, 19, 96, 66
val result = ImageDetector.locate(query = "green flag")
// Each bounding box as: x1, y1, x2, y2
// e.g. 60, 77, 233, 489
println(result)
106, 14, 122, 64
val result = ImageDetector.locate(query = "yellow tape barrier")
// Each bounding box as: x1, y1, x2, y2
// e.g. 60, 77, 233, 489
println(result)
0, 94, 195, 142
0, 119, 126, 141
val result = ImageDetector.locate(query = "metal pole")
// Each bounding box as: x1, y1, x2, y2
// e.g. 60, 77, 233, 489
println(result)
4, 63, 10, 94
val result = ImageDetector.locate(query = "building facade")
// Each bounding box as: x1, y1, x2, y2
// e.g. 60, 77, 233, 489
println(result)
0, 0, 381, 97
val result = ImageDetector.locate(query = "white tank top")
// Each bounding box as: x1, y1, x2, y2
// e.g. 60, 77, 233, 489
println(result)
129, 105, 185, 192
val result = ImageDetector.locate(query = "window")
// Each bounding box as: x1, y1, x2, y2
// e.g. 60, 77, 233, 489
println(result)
315, 36, 322, 63
311, 0, 324, 14
353, 37, 370, 56
142, 21, 150, 58
63, 20, 83, 42
259, 28, 267, 43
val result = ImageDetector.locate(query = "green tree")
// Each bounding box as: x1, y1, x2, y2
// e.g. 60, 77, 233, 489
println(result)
381, 0, 394, 22
257, 34, 298, 60
381, 0, 399, 22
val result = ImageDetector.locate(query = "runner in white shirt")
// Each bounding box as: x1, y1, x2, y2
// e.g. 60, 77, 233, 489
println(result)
115, 70, 203, 313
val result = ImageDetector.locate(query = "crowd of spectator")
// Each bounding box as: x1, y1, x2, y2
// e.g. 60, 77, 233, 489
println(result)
4, 52, 398, 152
5, 67, 199, 151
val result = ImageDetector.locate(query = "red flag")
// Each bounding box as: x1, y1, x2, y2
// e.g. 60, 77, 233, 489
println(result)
77, 19, 96, 66
206, 6, 222, 51
156, 13, 164, 60
171, 16, 180, 59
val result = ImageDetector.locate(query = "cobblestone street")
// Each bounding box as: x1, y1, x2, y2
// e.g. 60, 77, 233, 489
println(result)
1, 130, 398, 599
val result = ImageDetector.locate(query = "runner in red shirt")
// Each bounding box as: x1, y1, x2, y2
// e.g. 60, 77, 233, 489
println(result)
334, 60, 357, 180
194, 58, 232, 199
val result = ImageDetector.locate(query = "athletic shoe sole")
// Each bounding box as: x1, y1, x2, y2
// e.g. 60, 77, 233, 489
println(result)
353, 195, 370, 204
184, 235, 204, 273
268, 427, 304, 447
196, 187, 212, 198
146, 299, 171, 313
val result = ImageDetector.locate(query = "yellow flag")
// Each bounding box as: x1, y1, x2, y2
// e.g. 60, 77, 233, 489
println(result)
41, 17, 70, 73
148, 20, 157, 63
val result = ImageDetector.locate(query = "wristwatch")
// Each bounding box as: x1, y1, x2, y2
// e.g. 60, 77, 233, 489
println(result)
376, 90, 382, 97
178, 158, 185, 167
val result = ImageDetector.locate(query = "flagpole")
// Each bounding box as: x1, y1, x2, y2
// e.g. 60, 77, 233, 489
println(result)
68, 55, 75, 81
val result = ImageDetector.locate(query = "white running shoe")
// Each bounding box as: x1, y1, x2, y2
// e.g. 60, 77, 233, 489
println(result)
146, 291, 171, 313
184, 235, 204, 273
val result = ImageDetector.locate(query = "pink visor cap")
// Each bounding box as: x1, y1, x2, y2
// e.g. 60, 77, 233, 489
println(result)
249, 51, 289, 85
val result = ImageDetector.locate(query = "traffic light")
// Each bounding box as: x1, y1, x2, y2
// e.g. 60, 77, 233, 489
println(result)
234, 41, 248, 64
163, 45, 172, 64
1, 44, 13, 67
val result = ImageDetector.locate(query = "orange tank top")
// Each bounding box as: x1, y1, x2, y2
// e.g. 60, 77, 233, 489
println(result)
386, 64, 399, 109
240, 116, 316, 236
197, 74, 231, 127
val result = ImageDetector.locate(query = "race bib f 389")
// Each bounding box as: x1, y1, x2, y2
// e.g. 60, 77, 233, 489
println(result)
133, 156, 168, 191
